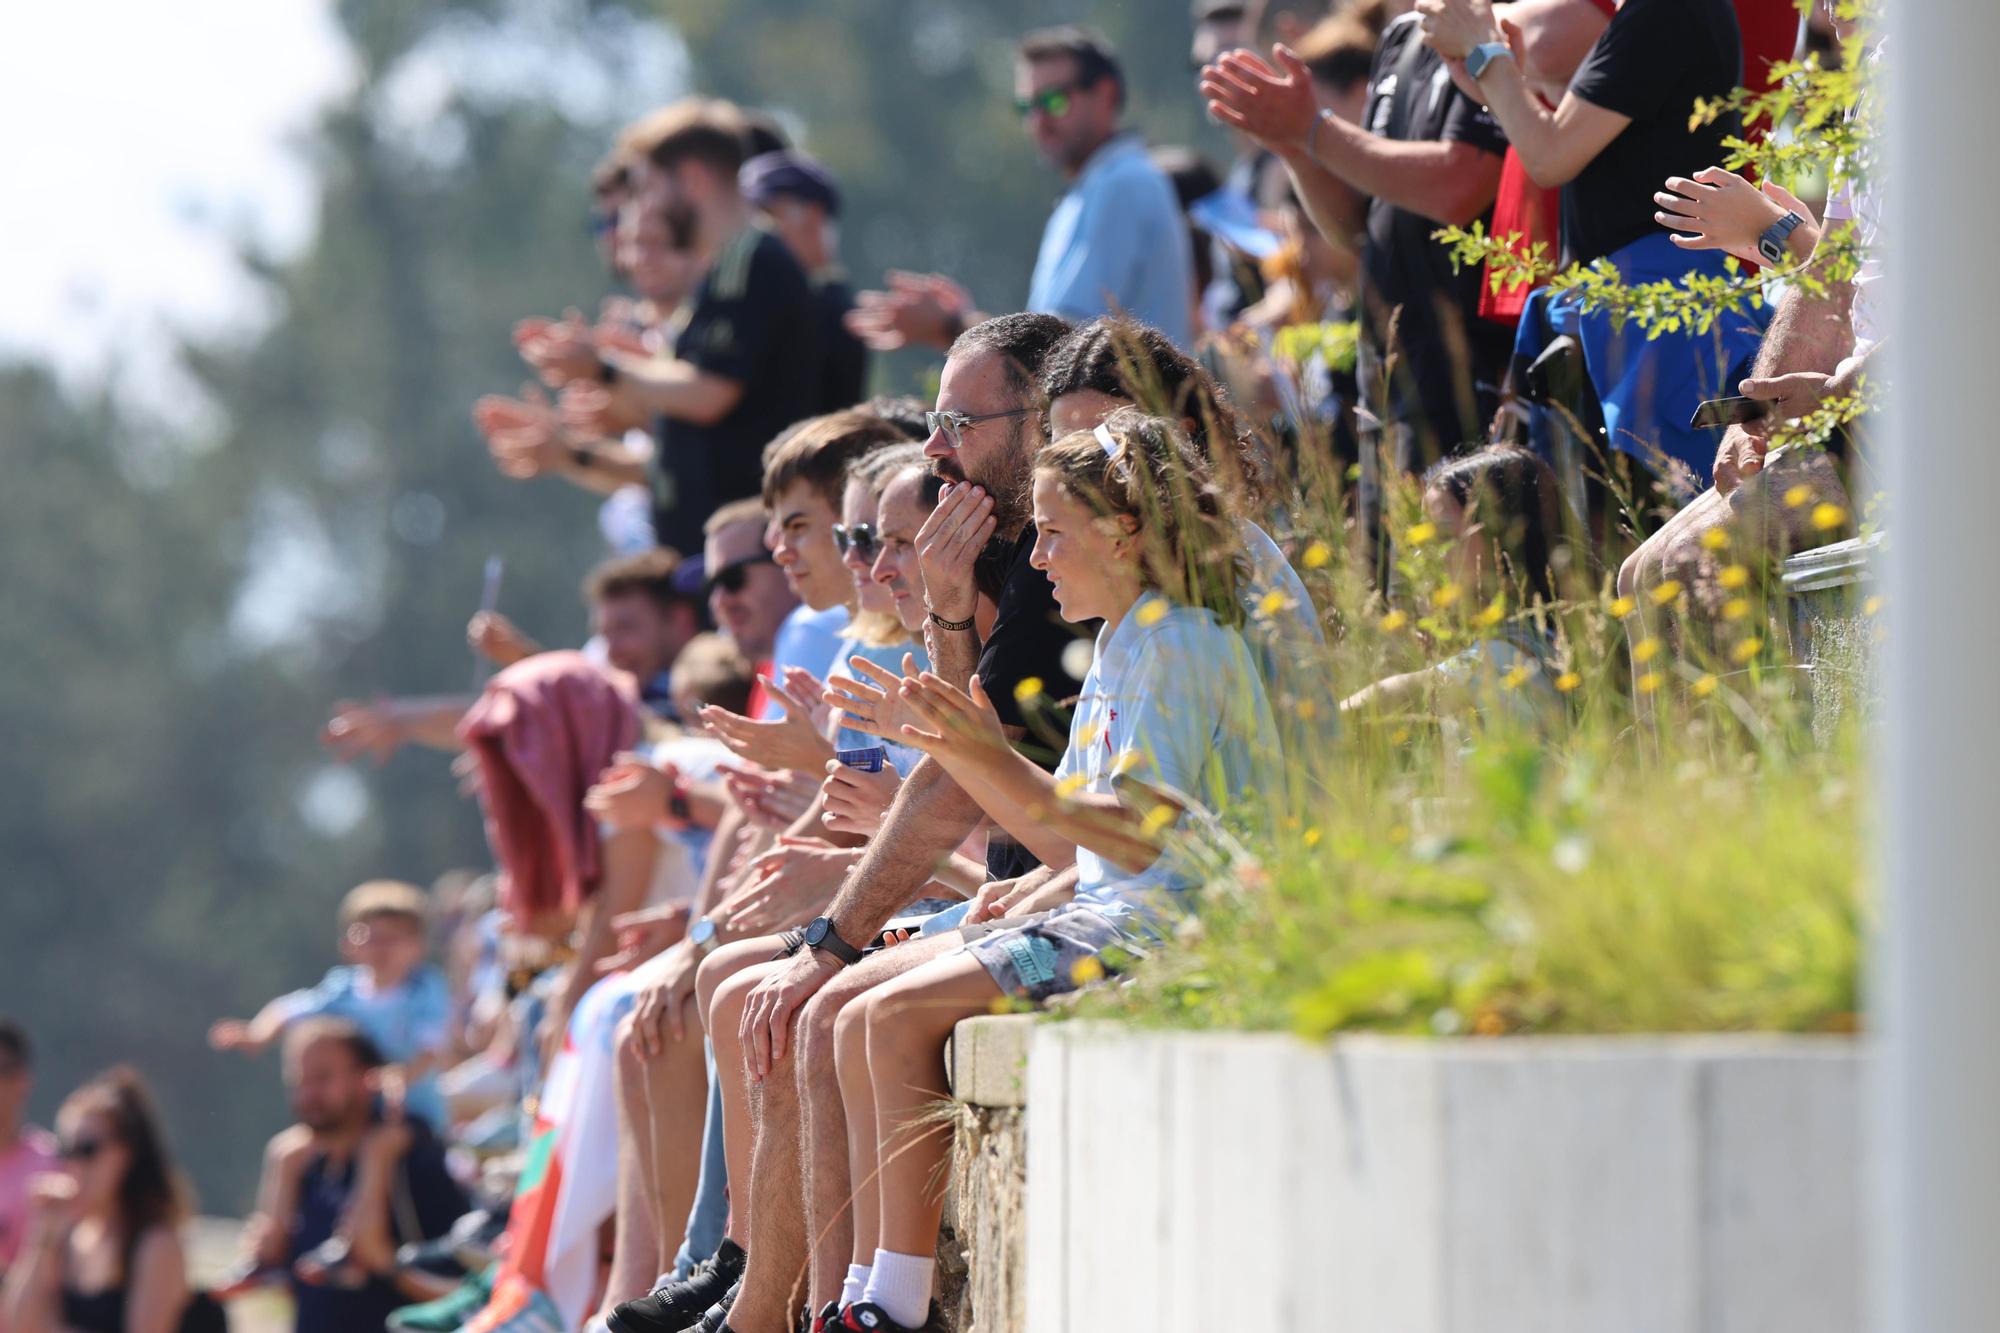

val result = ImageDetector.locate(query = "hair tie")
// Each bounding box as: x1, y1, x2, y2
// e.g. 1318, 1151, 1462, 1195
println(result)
1093, 422, 1119, 458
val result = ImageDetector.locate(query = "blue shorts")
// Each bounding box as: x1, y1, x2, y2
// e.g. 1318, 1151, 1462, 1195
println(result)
959, 903, 1138, 1003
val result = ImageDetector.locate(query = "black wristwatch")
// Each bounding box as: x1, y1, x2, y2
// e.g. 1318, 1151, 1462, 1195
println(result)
595, 355, 620, 386
802, 916, 863, 966
1756, 212, 1806, 266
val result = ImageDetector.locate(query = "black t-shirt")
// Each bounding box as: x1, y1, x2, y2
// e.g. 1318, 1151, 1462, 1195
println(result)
1564, 0, 1742, 264
973, 524, 1089, 881
1359, 14, 1514, 465
290, 1127, 469, 1333
650, 226, 822, 552
812, 275, 869, 414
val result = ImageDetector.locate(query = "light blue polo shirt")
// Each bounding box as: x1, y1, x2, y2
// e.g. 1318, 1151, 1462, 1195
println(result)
1054, 594, 1282, 918
1027, 133, 1194, 348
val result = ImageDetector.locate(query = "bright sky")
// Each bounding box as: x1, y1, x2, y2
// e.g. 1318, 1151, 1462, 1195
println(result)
0, 0, 353, 412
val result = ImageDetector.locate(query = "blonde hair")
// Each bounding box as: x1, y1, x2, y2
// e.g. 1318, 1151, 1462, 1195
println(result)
1037, 408, 1246, 620
339, 880, 430, 930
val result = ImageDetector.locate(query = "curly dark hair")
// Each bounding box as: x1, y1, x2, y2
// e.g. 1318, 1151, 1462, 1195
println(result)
1037, 407, 1247, 621
1422, 444, 1568, 608
1038, 317, 1268, 506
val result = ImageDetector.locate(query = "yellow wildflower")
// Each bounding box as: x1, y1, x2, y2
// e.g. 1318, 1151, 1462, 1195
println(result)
1476, 594, 1507, 627
1811, 502, 1848, 532
1784, 484, 1811, 508
1722, 598, 1751, 621
1404, 521, 1437, 546
1296, 700, 1317, 720
1069, 956, 1106, 985
1053, 772, 1088, 798
1649, 580, 1683, 606
1632, 637, 1662, 664
1141, 803, 1178, 836
1554, 671, 1582, 693
1256, 588, 1291, 618
1718, 564, 1750, 590
1432, 582, 1462, 609
1301, 540, 1333, 569
1303, 826, 1323, 848
1013, 676, 1044, 703
1863, 595, 1884, 617
1609, 595, 1636, 618
1699, 528, 1731, 551
1502, 664, 1532, 690
1110, 748, 1147, 776
1636, 672, 1664, 693
1692, 673, 1719, 698
1731, 637, 1763, 664
1136, 598, 1169, 627
1380, 609, 1409, 632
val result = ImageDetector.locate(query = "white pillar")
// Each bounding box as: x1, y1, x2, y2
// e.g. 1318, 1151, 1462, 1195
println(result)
1879, 1, 2000, 1329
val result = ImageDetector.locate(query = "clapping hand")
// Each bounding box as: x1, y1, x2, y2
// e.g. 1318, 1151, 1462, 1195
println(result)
845, 271, 975, 352
1200, 46, 1321, 154
1655, 167, 1815, 267
820, 756, 902, 837
823, 653, 925, 745
514, 309, 600, 387
896, 672, 1011, 771
584, 754, 678, 833
701, 674, 834, 773
716, 836, 854, 934
472, 387, 564, 480
720, 762, 817, 830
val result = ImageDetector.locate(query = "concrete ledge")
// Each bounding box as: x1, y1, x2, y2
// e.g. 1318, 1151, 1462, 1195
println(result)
949, 1014, 1035, 1108
1025, 1026, 1864, 1333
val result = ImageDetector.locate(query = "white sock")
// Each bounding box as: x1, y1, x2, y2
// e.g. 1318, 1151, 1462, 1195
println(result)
841, 1263, 871, 1309
862, 1249, 934, 1328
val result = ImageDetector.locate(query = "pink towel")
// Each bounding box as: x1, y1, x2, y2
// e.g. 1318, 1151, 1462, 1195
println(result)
458, 651, 639, 926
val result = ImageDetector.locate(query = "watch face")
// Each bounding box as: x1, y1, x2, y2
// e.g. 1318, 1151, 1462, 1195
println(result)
690, 918, 716, 945
804, 918, 829, 947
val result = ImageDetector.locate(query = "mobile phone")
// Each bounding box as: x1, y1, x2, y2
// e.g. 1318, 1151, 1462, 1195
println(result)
835, 745, 886, 773
1689, 395, 1772, 430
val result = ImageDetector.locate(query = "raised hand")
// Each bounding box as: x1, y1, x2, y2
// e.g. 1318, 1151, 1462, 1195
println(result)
1200, 46, 1320, 154
515, 308, 600, 387
700, 683, 834, 773
823, 653, 924, 744
321, 700, 407, 765
719, 762, 817, 831
1655, 167, 1815, 267
897, 672, 1010, 768
716, 835, 855, 934
466, 611, 538, 668
844, 271, 975, 352
584, 754, 677, 833
473, 387, 564, 480
914, 483, 996, 623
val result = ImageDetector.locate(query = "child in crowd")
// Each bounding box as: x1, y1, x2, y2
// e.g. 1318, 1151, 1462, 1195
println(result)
210, 881, 453, 1283
828, 411, 1283, 1332
1341, 444, 1568, 721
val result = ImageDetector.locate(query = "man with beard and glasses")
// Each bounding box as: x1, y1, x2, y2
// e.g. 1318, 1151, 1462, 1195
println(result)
643, 315, 1078, 1333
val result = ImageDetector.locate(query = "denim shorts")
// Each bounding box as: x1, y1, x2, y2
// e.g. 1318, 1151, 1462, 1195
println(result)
958, 903, 1137, 1003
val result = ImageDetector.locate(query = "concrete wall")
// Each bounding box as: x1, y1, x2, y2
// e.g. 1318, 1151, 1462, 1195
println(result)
1021, 1025, 1863, 1333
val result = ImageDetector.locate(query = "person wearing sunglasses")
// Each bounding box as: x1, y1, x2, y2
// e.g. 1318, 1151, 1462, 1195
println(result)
1, 1068, 190, 1333
846, 26, 1192, 359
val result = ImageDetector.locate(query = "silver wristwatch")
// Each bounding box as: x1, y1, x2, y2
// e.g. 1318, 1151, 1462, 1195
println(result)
1465, 41, 1513, 81
689, 915, 720, 955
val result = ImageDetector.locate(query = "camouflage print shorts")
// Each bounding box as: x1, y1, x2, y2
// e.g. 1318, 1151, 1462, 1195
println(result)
959, 903, 1138, 1003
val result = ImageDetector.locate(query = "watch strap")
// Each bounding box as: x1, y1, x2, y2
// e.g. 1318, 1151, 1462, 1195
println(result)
806, 917, 863, 966
1466, 41, 1513, 80
1757, 211, 1806, 265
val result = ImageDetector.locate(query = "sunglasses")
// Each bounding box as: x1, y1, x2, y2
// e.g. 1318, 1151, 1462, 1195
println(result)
833, 523, 880, 560
703, 552, 776, 597
60, 1138, 108, 1163
924, 407, 1033, 451
1014, 84, 1078, 119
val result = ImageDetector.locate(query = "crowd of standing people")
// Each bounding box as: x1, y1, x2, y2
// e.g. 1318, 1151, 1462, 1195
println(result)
3, 2, 1881, 1332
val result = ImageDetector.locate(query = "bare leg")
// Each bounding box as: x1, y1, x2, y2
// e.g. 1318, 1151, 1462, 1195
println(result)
636, 1000, 712, 1281
708, 966, 809, 1333
698, 939, 790, 1244
864, 954, 1003, 1261
797, 936, 958, 1312
598, 1014, 664, 1313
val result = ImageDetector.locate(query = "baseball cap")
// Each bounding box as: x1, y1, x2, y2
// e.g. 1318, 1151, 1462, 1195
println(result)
740, 151, 842, 218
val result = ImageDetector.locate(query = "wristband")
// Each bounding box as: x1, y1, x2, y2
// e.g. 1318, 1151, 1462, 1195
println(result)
595, 356, 619, 386
927, 607, 976, 633
569, 443, 596, 470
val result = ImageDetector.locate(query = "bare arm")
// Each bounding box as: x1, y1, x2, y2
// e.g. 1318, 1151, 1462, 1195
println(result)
123, 1228, 188, 1333
2, 1219, 64, 1333
600, 351, 744, 427
824, 756, 988, 943
554, 824, 659, 1032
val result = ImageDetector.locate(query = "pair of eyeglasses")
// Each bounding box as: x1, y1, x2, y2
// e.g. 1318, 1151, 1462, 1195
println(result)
833, 523, 880, 560
703, 552, 776, 597
60, 1138, 107, 1162
925, 406, 1033, 450
1014, 84, 1078, 119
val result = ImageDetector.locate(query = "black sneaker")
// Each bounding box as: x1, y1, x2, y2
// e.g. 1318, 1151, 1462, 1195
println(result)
606, 1240, 746, 1333
837, 1304, 919, 1333
688, 1279, 739, 1332
809, 1301, 842, 1333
